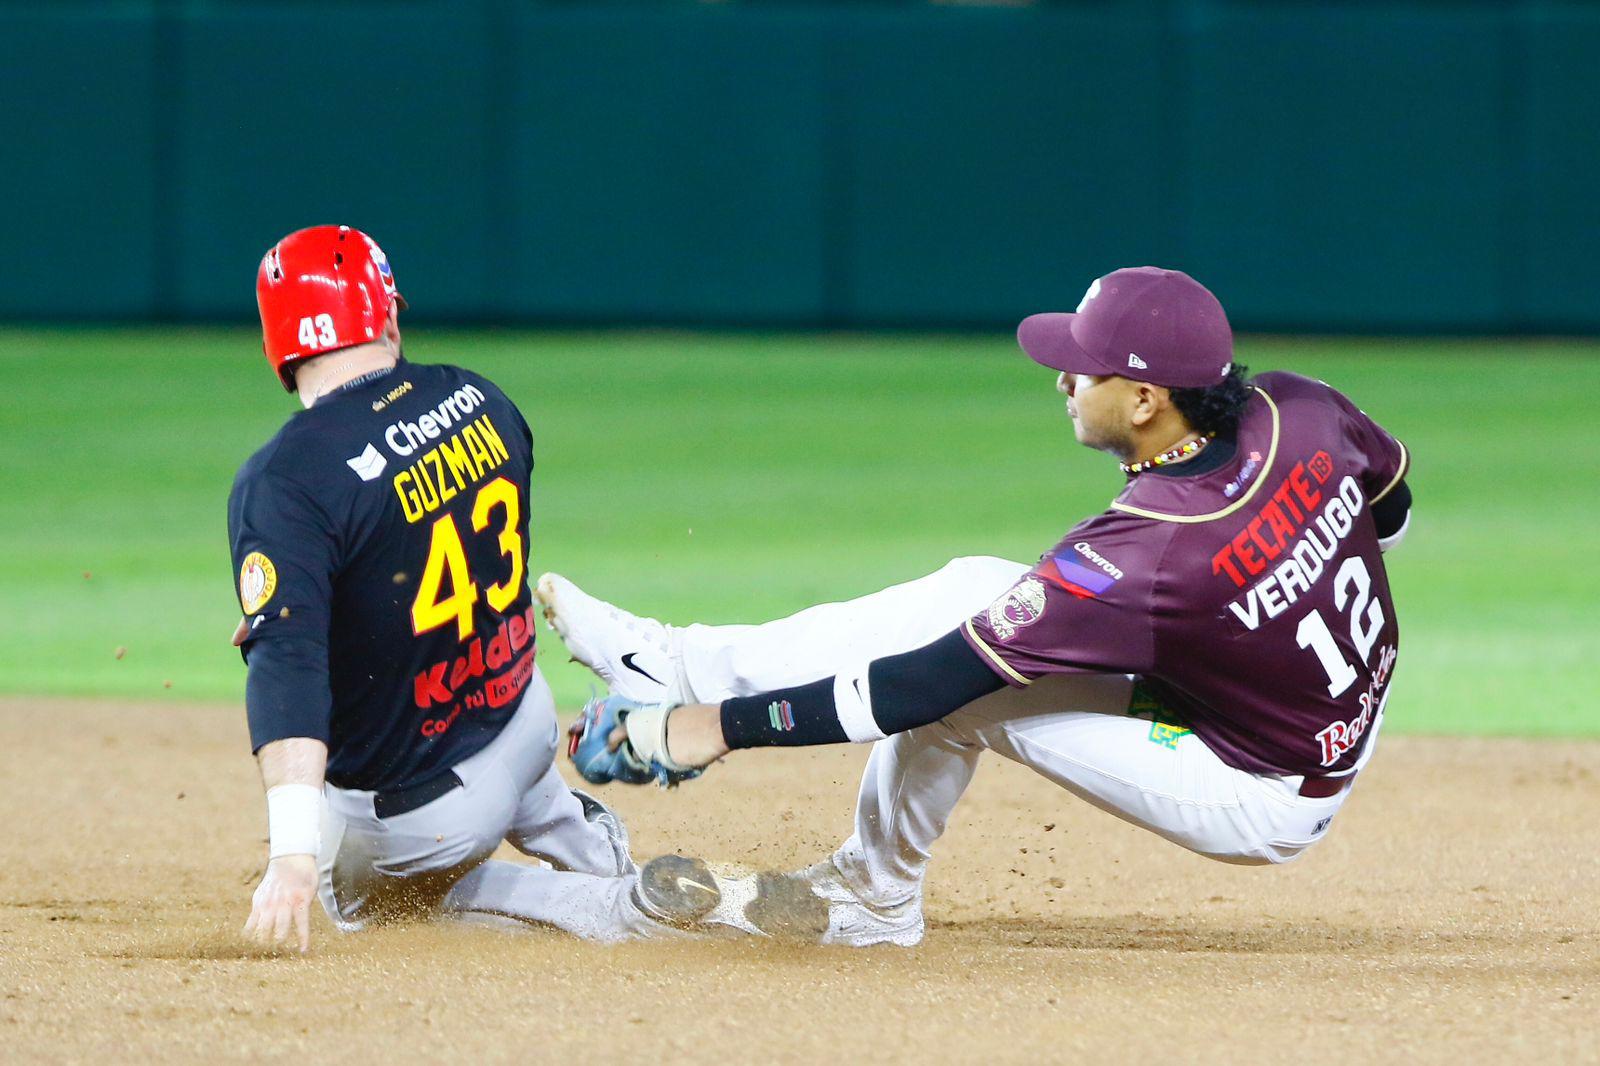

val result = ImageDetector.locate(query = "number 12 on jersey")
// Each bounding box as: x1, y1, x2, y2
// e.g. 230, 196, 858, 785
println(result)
1295, 555, 1385, 697
412, 477, 524, 640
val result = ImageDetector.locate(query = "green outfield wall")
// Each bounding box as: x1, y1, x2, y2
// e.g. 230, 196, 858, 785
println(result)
2, 1, 1595, 331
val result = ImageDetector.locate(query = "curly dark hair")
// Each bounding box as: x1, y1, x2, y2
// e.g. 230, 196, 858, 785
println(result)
1169, 363, 1253, 438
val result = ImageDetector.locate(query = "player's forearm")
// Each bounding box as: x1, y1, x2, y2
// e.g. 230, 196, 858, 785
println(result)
665, 629, 1004, 761
256, 737, 328, 858
257, 736, 328, 790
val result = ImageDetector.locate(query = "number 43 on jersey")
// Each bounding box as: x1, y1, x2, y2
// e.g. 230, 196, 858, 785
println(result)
412, 477, 524, 640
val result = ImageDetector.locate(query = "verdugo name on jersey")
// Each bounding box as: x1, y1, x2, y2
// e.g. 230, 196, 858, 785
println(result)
1225, 474, 1367, 632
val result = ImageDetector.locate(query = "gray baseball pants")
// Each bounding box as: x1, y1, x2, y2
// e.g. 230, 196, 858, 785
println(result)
316, 667, 674, 942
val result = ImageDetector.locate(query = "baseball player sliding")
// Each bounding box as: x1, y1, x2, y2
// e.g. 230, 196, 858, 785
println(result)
551, 267, 1413, 947
230, 225, 699, 951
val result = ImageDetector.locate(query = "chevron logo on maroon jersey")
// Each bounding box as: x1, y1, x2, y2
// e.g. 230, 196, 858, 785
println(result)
1042, 541, 1125, 599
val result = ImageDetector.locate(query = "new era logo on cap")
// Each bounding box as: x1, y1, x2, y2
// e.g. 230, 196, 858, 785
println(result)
346, 443, 387, 481
1128, 353, 1148, 370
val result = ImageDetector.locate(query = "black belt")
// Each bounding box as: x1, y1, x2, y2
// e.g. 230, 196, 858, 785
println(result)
373, 769, 463, 819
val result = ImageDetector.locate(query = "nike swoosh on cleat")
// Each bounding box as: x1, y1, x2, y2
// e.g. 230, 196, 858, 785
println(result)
675, 876, 717, 895
621, 652, 664, 685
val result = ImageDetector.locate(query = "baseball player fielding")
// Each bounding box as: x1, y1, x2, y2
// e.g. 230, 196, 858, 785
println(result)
546, 266, 1413, 946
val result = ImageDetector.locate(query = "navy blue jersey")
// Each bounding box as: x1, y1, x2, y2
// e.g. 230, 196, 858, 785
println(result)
228, 362, 537, 792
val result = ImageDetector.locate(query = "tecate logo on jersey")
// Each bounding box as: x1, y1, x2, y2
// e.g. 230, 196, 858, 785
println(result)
383, 384, 488, 456
1211, 453, 1333, 589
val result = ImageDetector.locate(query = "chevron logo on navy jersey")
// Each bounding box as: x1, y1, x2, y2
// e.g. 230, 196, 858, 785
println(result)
346, 443, 387, 481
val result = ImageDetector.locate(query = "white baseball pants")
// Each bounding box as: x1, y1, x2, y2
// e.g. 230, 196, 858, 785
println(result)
676, 557, 1373, 907
317, 668, 674, 942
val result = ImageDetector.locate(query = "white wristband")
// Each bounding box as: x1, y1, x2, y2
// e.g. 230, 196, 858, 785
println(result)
833, 666, 886, 743
1377, 508, 1411, 554
266, 783, 323, 859
622, 703, 692, 772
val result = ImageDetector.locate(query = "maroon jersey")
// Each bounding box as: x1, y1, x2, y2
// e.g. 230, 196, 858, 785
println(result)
962, 372, 1410, 777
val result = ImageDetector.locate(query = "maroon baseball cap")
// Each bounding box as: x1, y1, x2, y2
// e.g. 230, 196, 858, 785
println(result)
1017, 267, 1234, 388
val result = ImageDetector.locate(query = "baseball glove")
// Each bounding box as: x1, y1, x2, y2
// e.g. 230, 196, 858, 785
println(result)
567, 694, 702, 789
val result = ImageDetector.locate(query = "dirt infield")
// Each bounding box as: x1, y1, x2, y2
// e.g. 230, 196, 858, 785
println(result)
3, 697, 1596, 1064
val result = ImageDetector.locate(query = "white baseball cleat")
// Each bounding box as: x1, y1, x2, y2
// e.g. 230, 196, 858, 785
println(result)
789, 859, 924, 948
533, 573, 687, 704
636, 855, 924, 947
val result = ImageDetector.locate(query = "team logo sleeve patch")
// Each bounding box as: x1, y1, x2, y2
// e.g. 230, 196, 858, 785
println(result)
239, 551, 279, 614
986, 577, 1047, 641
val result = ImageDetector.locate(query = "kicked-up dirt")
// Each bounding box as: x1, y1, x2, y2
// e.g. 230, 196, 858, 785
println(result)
2, 697, 1596, 1064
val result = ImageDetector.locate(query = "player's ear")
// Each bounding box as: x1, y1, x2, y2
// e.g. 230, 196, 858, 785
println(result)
1129, 382, 1165, 428
383, 303, 402, 347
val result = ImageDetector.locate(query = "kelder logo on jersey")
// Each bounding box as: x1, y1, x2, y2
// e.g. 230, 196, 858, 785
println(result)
1042, 542, 1125, 600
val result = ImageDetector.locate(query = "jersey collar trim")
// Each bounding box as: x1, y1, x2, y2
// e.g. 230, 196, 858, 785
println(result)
1107, 387, 1280, 525
312, 365, 401, 407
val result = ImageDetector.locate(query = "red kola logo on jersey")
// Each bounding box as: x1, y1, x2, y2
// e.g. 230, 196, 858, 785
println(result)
1210, 458, 1331, 588
1314, 643, 1395, 766
415, 606, 537, 736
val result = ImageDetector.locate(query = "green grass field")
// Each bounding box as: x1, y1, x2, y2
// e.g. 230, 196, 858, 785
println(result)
2, 327, 1596, 736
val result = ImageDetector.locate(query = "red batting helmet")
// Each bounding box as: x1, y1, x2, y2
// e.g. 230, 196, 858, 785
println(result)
256, 225, 407, 392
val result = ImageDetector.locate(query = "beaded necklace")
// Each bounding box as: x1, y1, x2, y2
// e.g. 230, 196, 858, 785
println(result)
1119, 433, 1214, 477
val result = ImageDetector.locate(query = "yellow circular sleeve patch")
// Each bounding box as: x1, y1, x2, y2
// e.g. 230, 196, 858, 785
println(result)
239, 552, 279, 615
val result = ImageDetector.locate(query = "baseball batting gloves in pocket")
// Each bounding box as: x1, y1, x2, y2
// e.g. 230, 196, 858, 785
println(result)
567, 694, 703, 789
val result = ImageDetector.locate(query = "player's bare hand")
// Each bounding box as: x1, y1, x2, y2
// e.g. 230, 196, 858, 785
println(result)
231, 616, 250, 647
243, 853, 317, 953
608, 705, 726, 768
